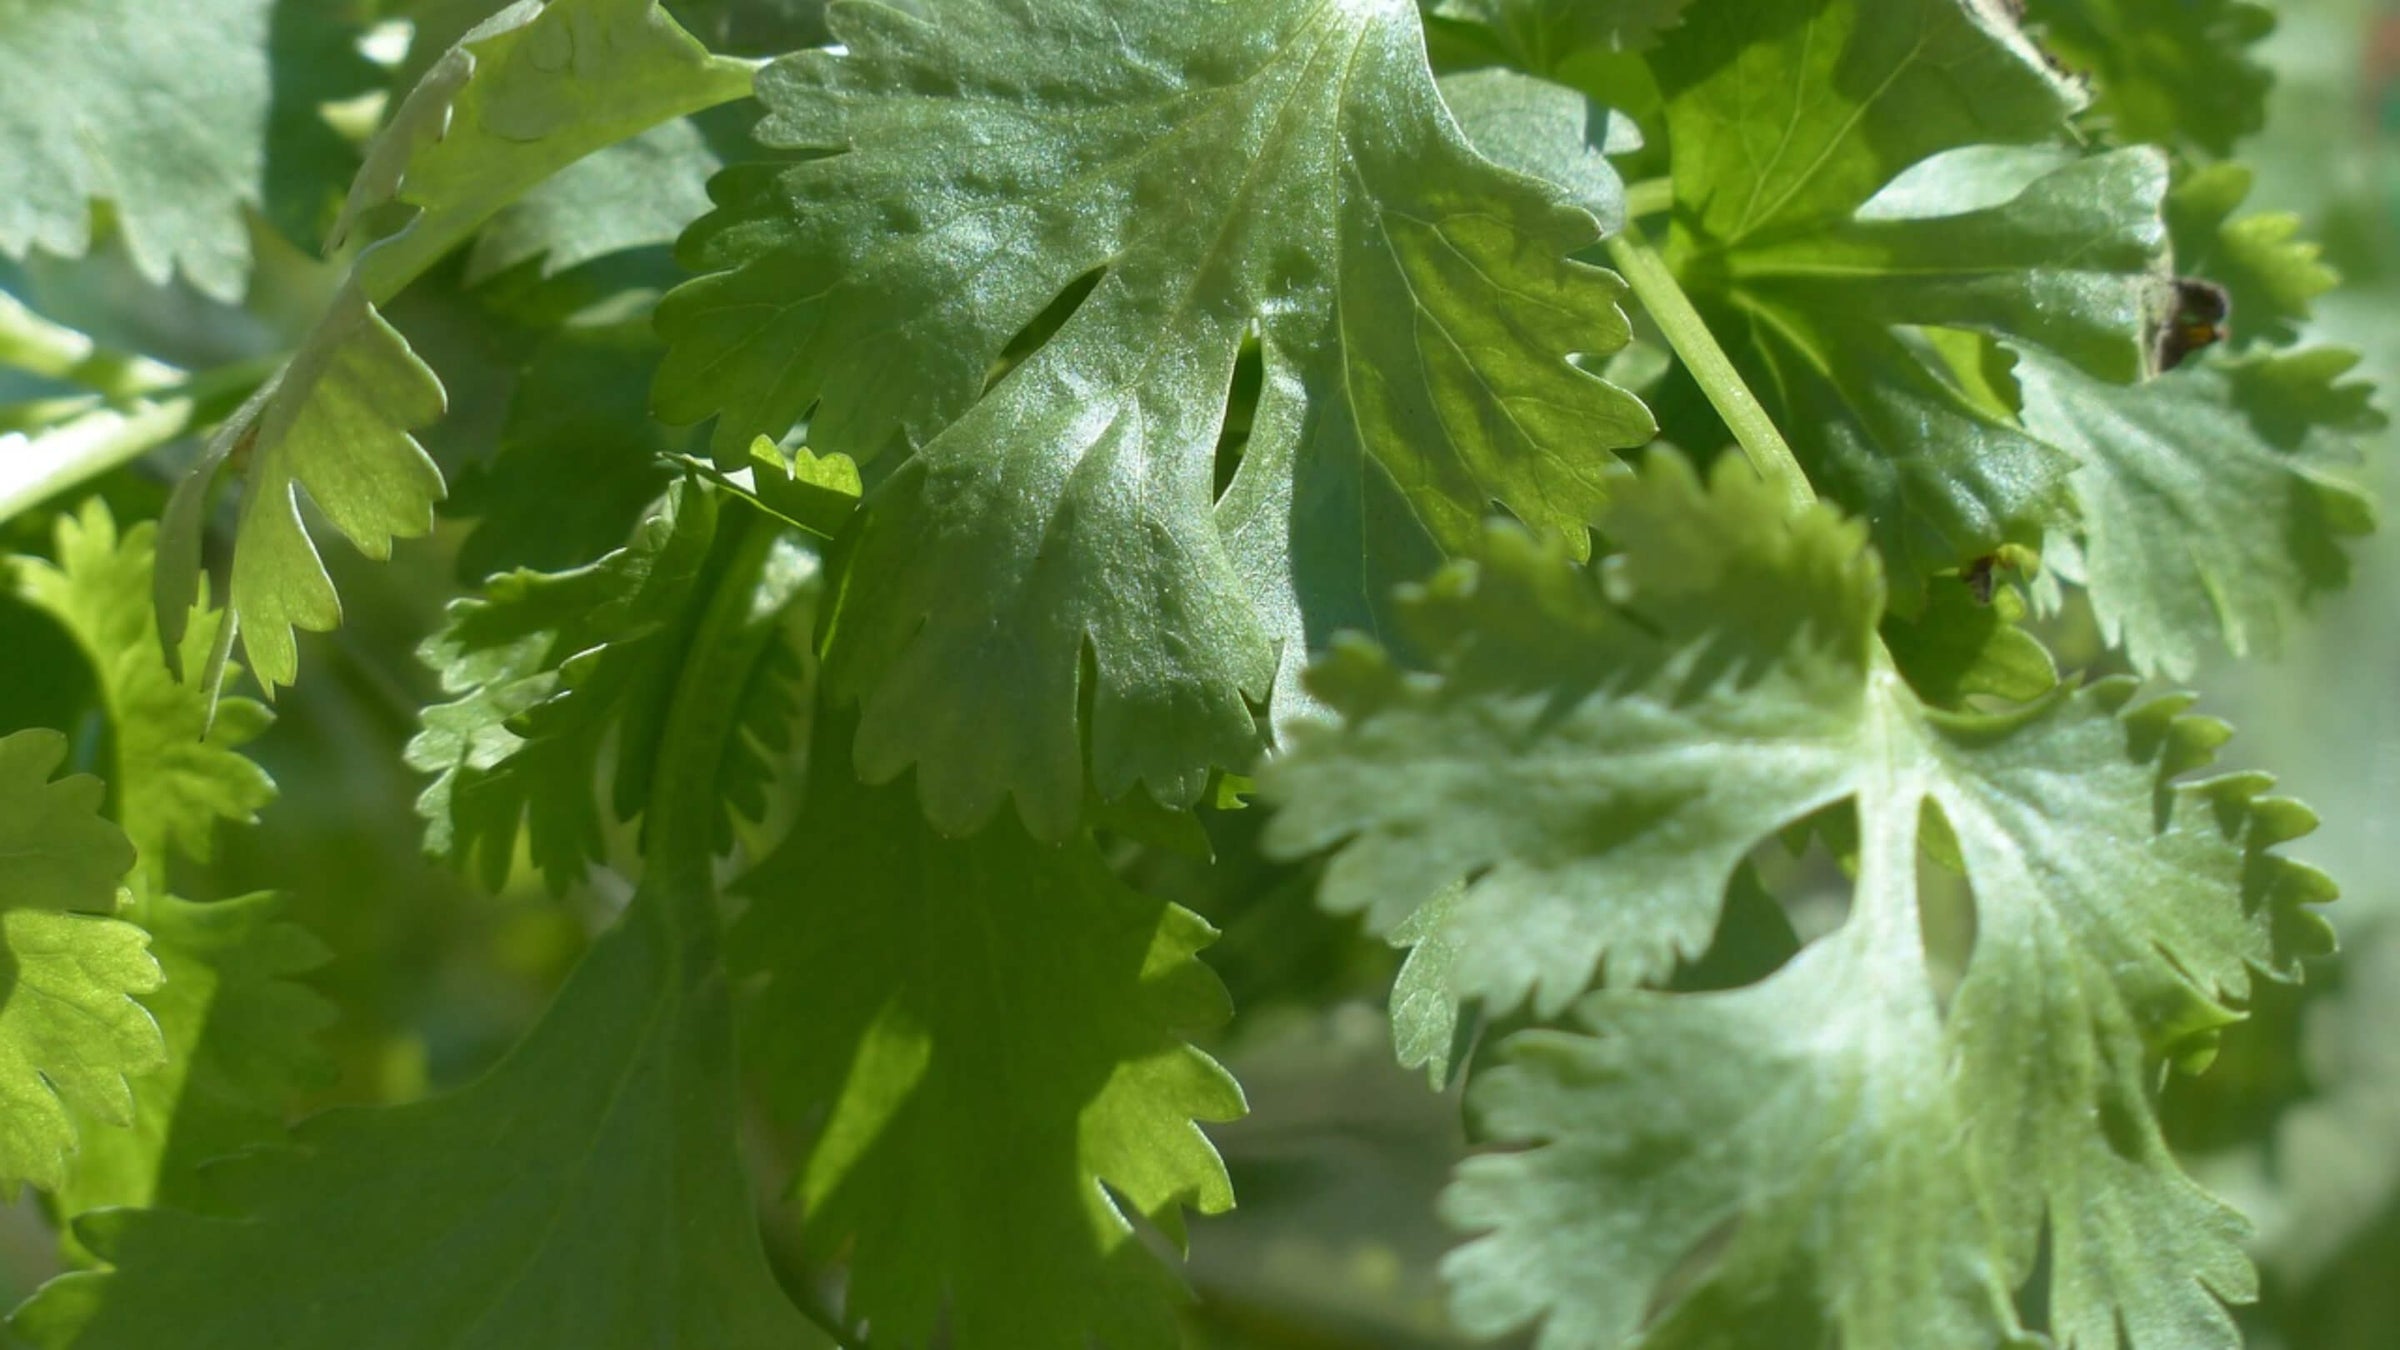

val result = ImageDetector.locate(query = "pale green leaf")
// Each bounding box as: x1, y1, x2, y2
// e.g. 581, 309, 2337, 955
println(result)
1267, 455, 1880, 1015
657, 0, 1654, 839
734, 719, 1245, 1348
0, 1, 370, 300
167, 285, 449, 694
2019, 345, 2380, 678
12, 502, 274, 884
465, 118, 725, 283
11, 879, 819, 1349
1264, 453, 2334, 1347
0, 730, 160, 1196
158, 0, 756, 697
8, 503, 332, 1242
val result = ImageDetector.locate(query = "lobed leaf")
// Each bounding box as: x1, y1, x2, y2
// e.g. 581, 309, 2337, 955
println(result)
733, 714, 1245, 1348
12, 503, 274, 884
9, 502, 332, 1238
408, 483, 822, 890
0, 730, 160, 1196
658, 0, 1654, 839
2165, 161, 2339, 350
2020, 345, 2380, 679
158, 0, 756, 697
0, 0, 371, 300
1264, 452, 2335, 1347
12, 877, 819, 1349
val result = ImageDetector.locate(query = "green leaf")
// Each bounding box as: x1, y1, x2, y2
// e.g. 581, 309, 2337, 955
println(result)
1437, 68, 1629, 232
49, 893, 332, 1240
8, 502, 332, 1243
0, 1, 370, 300
0, 729, 161, 1196
12, 502, 274, 886
158, 285, 449, 695
408, 485, 814, 890
2166, 161, 2338, 349
657, 0, 1654, 839
734, 719, 1245, 1348
158, 0, 757, 697
2018, 345, 2380, 679
1268, 455, 1881, 1015
464, 118, 725, 283
1880, 571, 2059, 709
1263, 453, 2333, 1346
1426, 0, 1693, 67
335, 0, 756, 277
449, 317, 682, 581
11, 878, 819, 1349
1653, 3, 2175, 594
2022, 0, 2276, 157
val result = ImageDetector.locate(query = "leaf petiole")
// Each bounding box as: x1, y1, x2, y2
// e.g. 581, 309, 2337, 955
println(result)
1603, 221, 1815, 512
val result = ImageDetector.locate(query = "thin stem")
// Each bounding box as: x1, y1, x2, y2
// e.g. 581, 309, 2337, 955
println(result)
1603, 221, 1816, 512
0, 354, 287, 524
0, 400, 197, 524
0, 293, 185, 399
1623, 176, 1673, 220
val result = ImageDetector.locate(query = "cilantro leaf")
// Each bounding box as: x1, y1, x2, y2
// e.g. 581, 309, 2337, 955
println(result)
2019, 346, 2380, 679
1880, 572, 2059, 709
9, 502, 332, 1239
735, 717, 1245, 1348
50, 893, 332, 1241
2166, 161, 2338, 349
464, 119, 726, 283
1268, 456, 1881, 1016
157, 285, 449, 695
448, 317, 683, 581
657, 0, 1653, 838
158, 0, 756, 697
408, 485, 820, 890
0, 1, 370, 300
11, 879, 819, 1349
2022, 0, 2276, 157
1426, 0, 1694, 67
333, 0, 755, 273
0, 729, 161, 1196
1653, 2, 2173, 594
1264, 453, 2332, 1345
14, 502, 274, 882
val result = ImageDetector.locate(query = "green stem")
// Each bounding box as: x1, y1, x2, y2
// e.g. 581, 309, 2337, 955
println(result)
0, 354, 288, 524
0, 401, 195, 524
0, 294, 185, 399
1623, 176, 1673, 221
1603, 222, 1816, 512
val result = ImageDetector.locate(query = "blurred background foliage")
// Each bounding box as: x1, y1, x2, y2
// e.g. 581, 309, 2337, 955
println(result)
1, 1, 2397, 1346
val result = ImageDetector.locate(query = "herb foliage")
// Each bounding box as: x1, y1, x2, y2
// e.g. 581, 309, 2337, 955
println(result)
0, 1, 2380, 1346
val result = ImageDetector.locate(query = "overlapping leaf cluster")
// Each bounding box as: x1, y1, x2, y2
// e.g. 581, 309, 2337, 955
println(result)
0, 0, 2380, 1347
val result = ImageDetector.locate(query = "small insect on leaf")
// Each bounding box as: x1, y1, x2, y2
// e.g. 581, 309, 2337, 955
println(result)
2154, 277, 2233, 372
